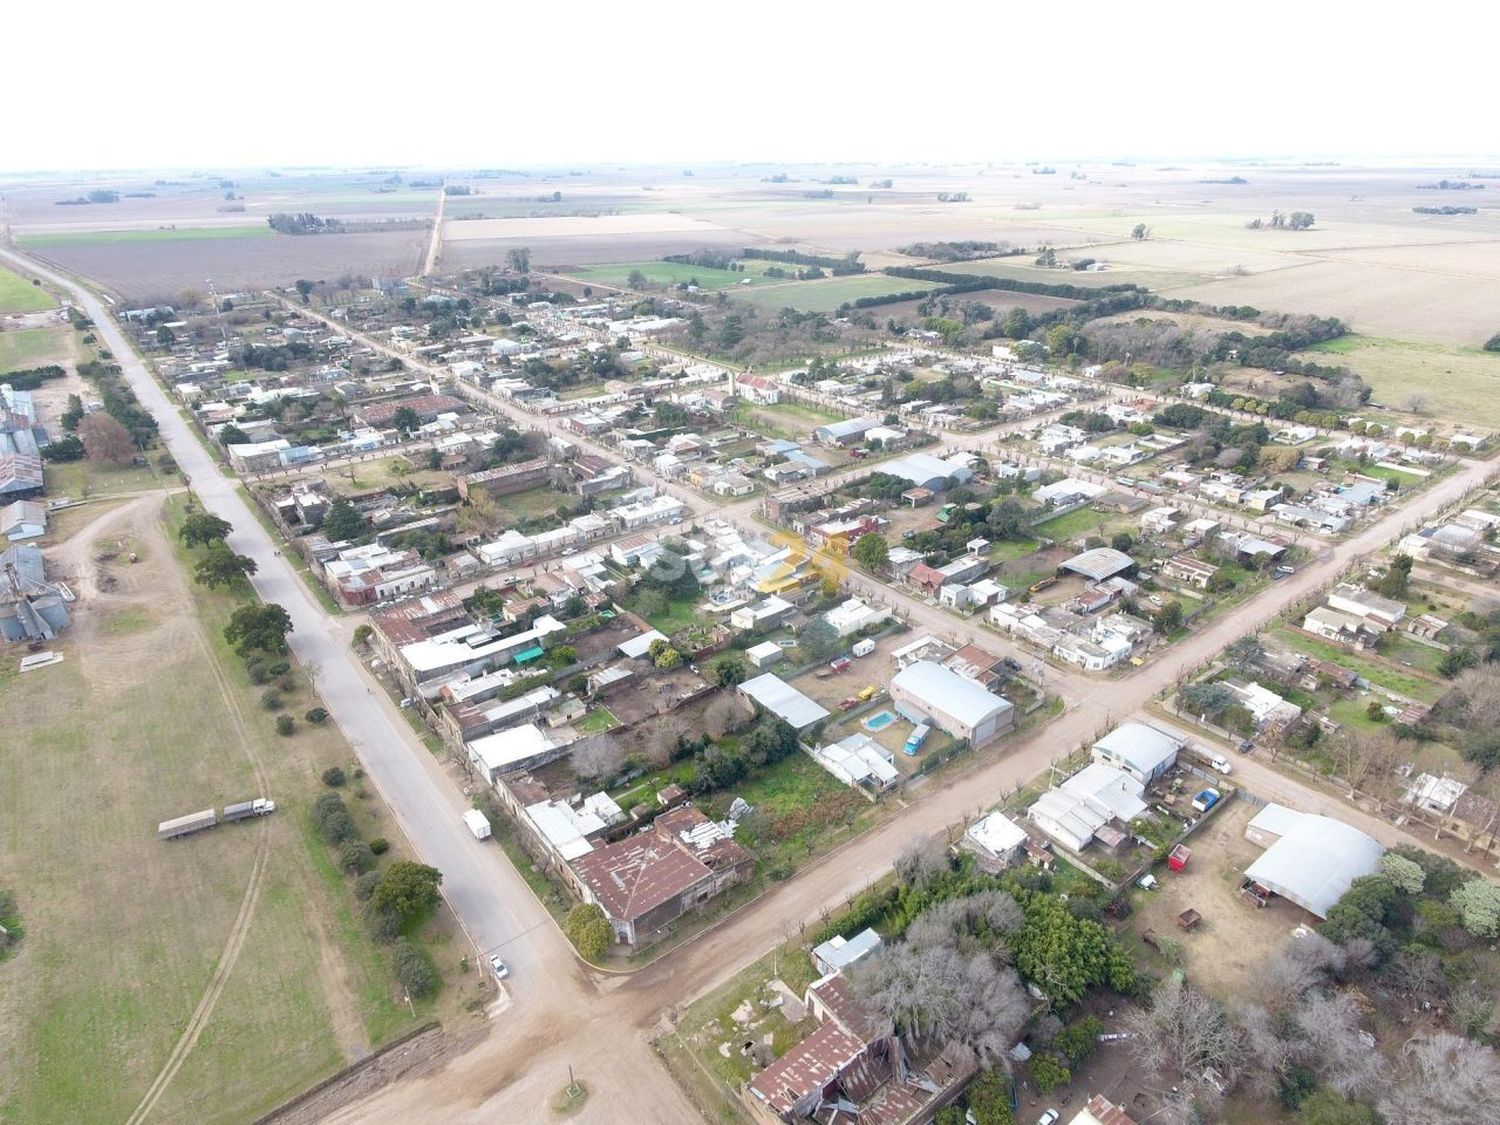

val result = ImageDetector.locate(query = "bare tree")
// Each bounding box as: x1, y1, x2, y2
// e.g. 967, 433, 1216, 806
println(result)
1262, 931, 1345, 1010
1126, 977, 1241, 1086
1295, 992, 1380, 1097
570, 734, 625, 782
1404, 392, 1431, 414
1378, 1033, 1500, 1125
704, 695, 748, 739
1385, 947, 1446, 1002
892, 835, 949, 889
1234, 1002, 1296, 1100
1450, 984, 1497, 1038
78, 414, 137, 465
644, 718, 686, 768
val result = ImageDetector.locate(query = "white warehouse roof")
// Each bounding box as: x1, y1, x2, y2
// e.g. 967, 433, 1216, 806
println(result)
1092, 723, 1183, 775
740, 673, 830, 730
1244, 807, 1385, 919
891, 661, 1013, 729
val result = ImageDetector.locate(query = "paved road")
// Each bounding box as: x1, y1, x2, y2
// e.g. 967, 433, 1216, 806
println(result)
1, 247, 703, 1124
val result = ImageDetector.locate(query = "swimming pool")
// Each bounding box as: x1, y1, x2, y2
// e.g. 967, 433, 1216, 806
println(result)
862, 710, 896, 731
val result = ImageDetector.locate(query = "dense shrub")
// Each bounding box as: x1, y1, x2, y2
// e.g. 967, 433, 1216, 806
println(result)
305, 707, 329, 724
260, 689, 283, 712
339, 840, 376, 875
353, 872, 380, 901
275, 715, 295, 736
369, 837, 390, 856
393, 941, 440, 998
321, 766, 346, 787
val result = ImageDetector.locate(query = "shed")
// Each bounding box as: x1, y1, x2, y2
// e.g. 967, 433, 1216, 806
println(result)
810, 928, 882, 976
746, 640, 785, 669
1059, 547, 1136, 582
739, 673, 830, 731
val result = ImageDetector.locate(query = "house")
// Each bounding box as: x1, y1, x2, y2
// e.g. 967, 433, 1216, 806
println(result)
963, 811, 1029, 869
810, 928, 882, 976
739, 673, 830, 731
0, 499, 46, 541
890, 661, 1014, 748
1034, 478, 1107, 507
734, 374, 781, 405
617, 629, 670, 659
570, 805, 753, 945
1407, 613, 1448, 640
1302, 605, 1380, 647
468, 723, 564, 783
1070, 1095, 1141, 1125
1090, 722, 1182, 784
731, 595, 795, 633
1242, 805, 1384, 919
1233, 682, 1303, 729
1029, 762, 1147, 852
1326, 585, 1406, 632
226, 438, 292, 473
905, 562, 948, 596
1140, 506, 1181, 536
823, 596, 890, 638
943, 643, 1007, 689
323, 544, 436, 607
812, 733, 900, 793
456, 456, 552, 501
901, 486, 935, 508
1403, 773, 1468, 816
939, 577, 1008, 611
396, 615, 567, 697
1162, 555, 1219, 590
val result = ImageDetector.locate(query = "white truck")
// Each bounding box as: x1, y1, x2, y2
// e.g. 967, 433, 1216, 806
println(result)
463, 808, 492, 840
158, 808, 218, 840
223, 798, 277, 822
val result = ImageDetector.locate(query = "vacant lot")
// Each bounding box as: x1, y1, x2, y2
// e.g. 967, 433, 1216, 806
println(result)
0, 325, 73, 369
566, 260, 751, 291
0, 264, 54, 314
1303, 334, 1500, 428
0, 497, 466, 1124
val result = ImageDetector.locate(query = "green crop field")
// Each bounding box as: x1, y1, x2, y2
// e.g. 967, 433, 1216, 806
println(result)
18, 226, 274, 248
0, 264, 54, 314
1304, 335, 1500, 429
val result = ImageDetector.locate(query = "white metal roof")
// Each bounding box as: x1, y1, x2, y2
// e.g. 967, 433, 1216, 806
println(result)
467, 723, 557, 774
966, 811, 1028, 856
1244, 808, 1384, 919
891, 661, 1013, 729
617, 629, 670, 658
740, 673, 830, 730
1092, 723, 1182, 775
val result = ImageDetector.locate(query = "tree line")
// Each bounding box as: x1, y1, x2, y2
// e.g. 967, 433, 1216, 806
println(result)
741, 247, 866, 274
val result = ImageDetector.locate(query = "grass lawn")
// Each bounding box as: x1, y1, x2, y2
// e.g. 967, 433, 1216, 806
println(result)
0, 325, 73, 369
1378, 633, 1446, 676
609, 761, 698, 814
0, 497, 468, 1125
988, 536, 1041, 563
18, 226, 274, 248
1032, 505, 1111, 542
0, 264, 55, 314
574, 706, 619, 734
43, 458, 161, 498
641, 596, 707, 637
1270, 627, 1446, 703
1304, 334, 1500, 429
320, 453, 451, 497
566, 261, 750, 291
759, 400, 845, 426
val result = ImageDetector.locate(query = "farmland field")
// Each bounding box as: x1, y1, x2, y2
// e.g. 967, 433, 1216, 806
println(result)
0, 497, 468, 1124
730, 273, 945, 312
26, 230, 427, 300
1303, 334, 1500, 428
18, 226, 274, 248
566, 260, 754, 291
0, 264, 54, 313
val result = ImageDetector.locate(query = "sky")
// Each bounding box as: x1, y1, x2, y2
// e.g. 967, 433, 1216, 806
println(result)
7, 0, 1494, 173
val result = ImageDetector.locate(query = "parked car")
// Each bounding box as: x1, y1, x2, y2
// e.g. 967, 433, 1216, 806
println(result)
489, 954, 509, 980
1038, 1111, 1060, 1125
1210, 756, 1233, 775
1237, 739, 1254, 754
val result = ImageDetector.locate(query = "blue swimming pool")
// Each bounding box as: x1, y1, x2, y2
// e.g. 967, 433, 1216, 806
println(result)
863, 710, 896, 731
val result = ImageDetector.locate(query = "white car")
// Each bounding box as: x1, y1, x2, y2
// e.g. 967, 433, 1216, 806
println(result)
489, 954, 510, 980
1211, 756, 1233, 775
1038, 1111, 1060, 1125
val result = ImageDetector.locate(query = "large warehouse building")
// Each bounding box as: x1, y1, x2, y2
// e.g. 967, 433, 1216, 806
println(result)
1243, 805, 1385, 919
889, 660, 1014, 748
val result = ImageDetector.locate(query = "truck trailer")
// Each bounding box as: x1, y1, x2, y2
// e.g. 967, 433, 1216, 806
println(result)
158, 808, 219, 840
223, 798, 277, 822
463, 808, 493, 840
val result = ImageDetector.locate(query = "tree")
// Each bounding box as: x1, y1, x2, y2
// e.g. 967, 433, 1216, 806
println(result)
1451, 879, 1500, 937
180, 511, 232, 547
709, 654, 747, 688
798, 618, 841, 664
218, 423, 251, 447
1223, 635, 1263, 673
194, 541, 258, 589
1295, 991, 1380, 1096
294, 279, 314, 302
1030, 1053, 1070, 1094
565, 903, 613, 960
1012, 891, 1134, 1005
322, 498, 370, 542
223, 603, 293, 656
1485, 333, 1500, 353
1299, 1089, 1380, 1125
41, 434, 85, 462
340, 840, 376, 875
570, 734, 625, 782
1373, 554, 1412, 599
506, 247, 531, 273
371, 861, 443, 923
1377, 1033, 1500, 1125
1000, 306, 1032, 339
1378, 852, 1426, 895
626, 268, 648, 289
964, 1071, 1014, 1125
392, 941, 440, 998
1131, 223, 1149, 240
705, 694, 748, 739
851, 533, 889, 572
548, 644, 578, 669
1153, 600, 1185, 633
1128, 977, 1239, 1084
392, 406, 421, 434
77, 413, 136, 465
61, 393, 85, 432
322, 766, 347, 787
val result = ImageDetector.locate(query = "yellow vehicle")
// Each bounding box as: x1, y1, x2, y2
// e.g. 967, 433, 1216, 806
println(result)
857, 685, 879, 702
